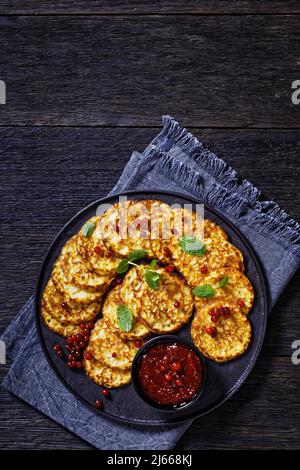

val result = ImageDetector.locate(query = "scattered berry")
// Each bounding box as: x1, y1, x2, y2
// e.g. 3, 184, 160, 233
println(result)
134, 340, 143, 348
174, 301, 181, 308
200, 265, 208, 274
165, 265, 175, 273
84, 351, 93, 360
206, 326, 217, 338
95, 399, 103, 409
163, 247, 171, 257
223, 306, 231, 317
238, 300, 245, 308
101, 389, 110, 397
94, 246, 103, 255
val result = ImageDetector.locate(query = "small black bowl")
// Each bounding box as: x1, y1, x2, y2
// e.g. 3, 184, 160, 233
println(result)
131, 335, 206, 412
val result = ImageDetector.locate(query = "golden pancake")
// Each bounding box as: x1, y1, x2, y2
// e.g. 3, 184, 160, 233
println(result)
89, 319, 140, 370
193, 268, 254, 315
100, 199, 171, 258
102, 284, 150, 340
42, 278, 100, 325
99, 200, 151, 257
204, 218, 229, 242
151, 206, 228, 265
121, 266, 194, 333
52, 251, 104, 304
191, 301, 252, 362
150, 206, 196, 265
43, 199, 253, 367
83, 349, 131, 388
76, 216, 122, 275
41, 306, 86, 337
60, 236, 114, 291
173, 238, 244, 287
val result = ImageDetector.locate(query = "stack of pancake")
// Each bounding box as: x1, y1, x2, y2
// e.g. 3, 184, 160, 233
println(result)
150, 206, 254, 363
42, 199, 254, 388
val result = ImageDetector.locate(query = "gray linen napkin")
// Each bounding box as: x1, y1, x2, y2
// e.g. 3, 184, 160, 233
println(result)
1, 116, 300, 449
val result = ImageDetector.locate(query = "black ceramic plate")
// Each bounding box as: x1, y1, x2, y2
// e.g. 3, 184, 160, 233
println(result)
35, 190, 268, 425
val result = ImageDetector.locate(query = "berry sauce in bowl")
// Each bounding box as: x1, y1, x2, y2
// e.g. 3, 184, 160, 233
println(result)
132, 336, 206, 411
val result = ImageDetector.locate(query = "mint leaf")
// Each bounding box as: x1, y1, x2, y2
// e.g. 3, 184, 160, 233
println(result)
179, 236, 206, 256
116, 304, 133, 332
192, 284, 216, 298
218, 276, 229, 288
128, 249, 147, 261
116, 249, 147, 274
144, 269, 161, 290
116, 259, 129, 274
148, 259, 157, 270
82, 220, 96, 237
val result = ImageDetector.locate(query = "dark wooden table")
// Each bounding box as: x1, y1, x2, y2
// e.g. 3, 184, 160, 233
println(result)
0, 1, 300, 450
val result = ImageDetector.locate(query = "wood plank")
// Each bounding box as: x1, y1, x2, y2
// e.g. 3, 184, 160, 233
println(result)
1, 357, 299, 449
1, 127, 299, 449
0, 15, 300, 127
0, 127, 299, 358
1, 1, 300, 15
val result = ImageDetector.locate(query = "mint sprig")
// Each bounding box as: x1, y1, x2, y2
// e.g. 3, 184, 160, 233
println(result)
128, 249, 147, 261
116, 249, 147, 274
144, 260, 161, 290
82, 220, 97, 237
116, 260, 130, 274
179, 236, 206, 256
116, 304, 133, 332
218, 276, 229, 288
192, 284, 216, 298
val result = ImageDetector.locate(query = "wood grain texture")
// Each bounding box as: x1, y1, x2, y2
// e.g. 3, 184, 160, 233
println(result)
0, 15, 300, 127
2, 1, 300, 15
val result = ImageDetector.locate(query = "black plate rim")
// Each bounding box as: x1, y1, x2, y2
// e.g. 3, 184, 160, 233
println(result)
35, 189, 268, 426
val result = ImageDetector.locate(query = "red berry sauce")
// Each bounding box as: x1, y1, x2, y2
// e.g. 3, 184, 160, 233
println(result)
138, 341, 203, 406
